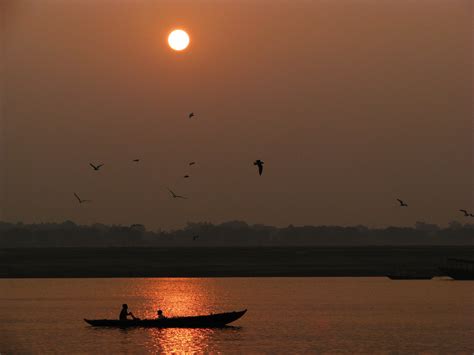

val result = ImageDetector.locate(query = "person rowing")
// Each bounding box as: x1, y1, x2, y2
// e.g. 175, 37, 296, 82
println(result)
119, 304, 138, 321
157, 309, 166, 319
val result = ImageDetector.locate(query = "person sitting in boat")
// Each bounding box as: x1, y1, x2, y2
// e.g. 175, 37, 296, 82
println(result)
157, 309, 166, 319
119, 304, 137, 321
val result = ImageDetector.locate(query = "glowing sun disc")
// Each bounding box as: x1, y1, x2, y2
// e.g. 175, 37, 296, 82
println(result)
168, 30, 190, 51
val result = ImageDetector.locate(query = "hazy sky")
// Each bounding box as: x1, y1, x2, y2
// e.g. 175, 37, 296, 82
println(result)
1, 0, 472, 230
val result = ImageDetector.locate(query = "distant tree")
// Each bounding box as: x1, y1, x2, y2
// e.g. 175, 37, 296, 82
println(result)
415, 221, 440, 232
448, 221, 463, 230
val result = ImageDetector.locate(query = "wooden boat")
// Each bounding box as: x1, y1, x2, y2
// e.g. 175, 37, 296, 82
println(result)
84, 309, 247, 328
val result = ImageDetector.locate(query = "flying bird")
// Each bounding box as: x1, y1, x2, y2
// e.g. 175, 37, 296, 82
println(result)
132, 159, 140, 162
189, 161, 196, 166
89, 163, 104, 171
184, 175, 190, 178
167, 188, 187, 199
74, 193, 91, 204
459, 209, 469, 216
188, 112, 195, 119
397, 199, 408, 207
254, 160, 264, 176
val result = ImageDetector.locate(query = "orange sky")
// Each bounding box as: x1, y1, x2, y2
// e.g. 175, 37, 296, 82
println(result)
1, 0, 472, 229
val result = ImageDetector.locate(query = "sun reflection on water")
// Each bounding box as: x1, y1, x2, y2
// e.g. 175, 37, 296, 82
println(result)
148, 328, 214, 353
124, 278, 242, 353
134, 278, 212, 318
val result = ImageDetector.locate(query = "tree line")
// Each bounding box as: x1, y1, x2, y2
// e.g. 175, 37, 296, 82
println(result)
0, 220, 473, 247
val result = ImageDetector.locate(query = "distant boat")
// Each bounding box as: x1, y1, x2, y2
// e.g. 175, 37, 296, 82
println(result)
84, 309, 247, 328
439, 258, 474, 280
386, 273, 433, 280
386, 267, 434, 280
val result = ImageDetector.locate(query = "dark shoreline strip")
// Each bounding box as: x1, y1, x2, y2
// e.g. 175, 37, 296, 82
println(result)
2, 246, 472, 278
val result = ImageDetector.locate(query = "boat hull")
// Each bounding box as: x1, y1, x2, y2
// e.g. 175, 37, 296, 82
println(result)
84, 310, 247, 328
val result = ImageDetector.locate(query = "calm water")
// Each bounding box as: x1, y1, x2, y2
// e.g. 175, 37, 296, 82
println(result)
0, 278, 473, 354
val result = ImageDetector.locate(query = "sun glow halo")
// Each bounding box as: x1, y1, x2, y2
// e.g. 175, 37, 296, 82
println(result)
168, 30, 190, 51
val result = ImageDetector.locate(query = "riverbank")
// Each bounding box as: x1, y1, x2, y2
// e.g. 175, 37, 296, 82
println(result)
1, 246, 472, 278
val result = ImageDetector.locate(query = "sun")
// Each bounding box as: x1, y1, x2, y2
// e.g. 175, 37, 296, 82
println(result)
168, 29, 190, 51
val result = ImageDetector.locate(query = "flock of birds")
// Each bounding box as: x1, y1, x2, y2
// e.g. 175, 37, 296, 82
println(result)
73, 112, 267, 205
73, 112, 473, 229
74, 156, 264, 204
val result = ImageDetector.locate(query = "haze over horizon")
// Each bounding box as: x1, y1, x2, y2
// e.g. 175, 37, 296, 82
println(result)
1, 0, 472, 230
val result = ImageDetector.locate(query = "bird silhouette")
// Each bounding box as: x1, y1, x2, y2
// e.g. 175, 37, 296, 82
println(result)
397, 199, 408, 207
459, 209, 469, 216
89, 163, 104, 171
132, 159, 140, 162
167, 188, 187, 199
254, 160, 264, 176
189, 112, 195, 119
184, 175, 190, 178
74, 193, 91, 204
189, 161, 196, 166
192, 235, 199, 240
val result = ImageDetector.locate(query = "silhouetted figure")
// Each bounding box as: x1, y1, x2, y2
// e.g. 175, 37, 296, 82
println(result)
89, 163, 104, 171
167, 188, 187, 199
189, 161, 196, 166
459, 209, 469, 216
119, 304, 137, 321
133, 159, 140, 162
74, 192, 91, 204
193, 235, 199, 240
189, 112, 195, 119
157, 310, 166, 319
397, 199, 408, 207
184, 175, 190, 178
254, 160, 264, 176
